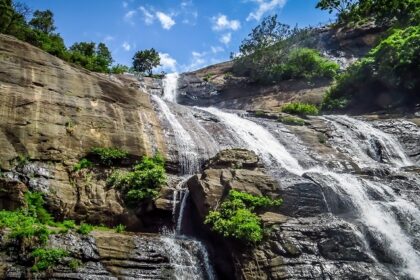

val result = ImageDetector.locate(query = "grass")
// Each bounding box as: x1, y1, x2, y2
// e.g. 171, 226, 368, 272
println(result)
281, 102, 319, 116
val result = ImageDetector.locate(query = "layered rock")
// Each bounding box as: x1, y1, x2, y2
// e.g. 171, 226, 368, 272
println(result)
187, 149, 395, 279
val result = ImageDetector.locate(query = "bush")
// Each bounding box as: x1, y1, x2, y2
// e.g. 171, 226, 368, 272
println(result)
322, 26, 420, 111
107, 154, 166, 205
24, 192, 53, 225
72, 158, 92, 172
274, 48, 339, 80
31, 248, 69, 272
205, 190, 282, 243
281, 102, 319, 116
77, 223, 93, 235
89, 147, 128, 166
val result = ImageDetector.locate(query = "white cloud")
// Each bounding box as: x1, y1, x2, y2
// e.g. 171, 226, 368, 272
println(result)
211, 46, 224, 54
220, 33, 232, 45
139, 6, 155, 25
246, 0, 287, 21
158, 53, 177, 72
122, 42, 131, 51
122, 1, 128, 8
212, 14, 241, 31
104, 35, 115, 42
124, 10, 137, 24
156, 11, 176, 30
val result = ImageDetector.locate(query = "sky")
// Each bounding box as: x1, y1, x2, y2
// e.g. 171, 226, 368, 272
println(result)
20, 0, 335, 73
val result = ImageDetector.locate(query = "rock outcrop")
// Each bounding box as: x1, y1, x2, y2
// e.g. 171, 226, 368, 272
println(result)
187, 149, 395, 280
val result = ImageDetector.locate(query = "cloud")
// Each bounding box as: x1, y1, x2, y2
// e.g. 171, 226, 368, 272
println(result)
104, 35, 115, 42
156, 11, 176, 30
122, 1, 128, 8
220, 33, 232, 45
122, 42, 131, 51
211, 46, 224, 54
246, 0, 287, 21
124, 10, 137, 24
138, 6, 155, 25
212, 14, 241, 31
157, 53, 177, 72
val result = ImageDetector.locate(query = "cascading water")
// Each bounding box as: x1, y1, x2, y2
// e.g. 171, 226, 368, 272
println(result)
197, 108, 420, 280
323, 115, 412, 167
162, 72, 180, 103
152, 94, 200, 175
200, 107, 304, 175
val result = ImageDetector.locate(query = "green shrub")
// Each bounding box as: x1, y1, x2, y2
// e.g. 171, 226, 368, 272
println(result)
31, 248, 69, 272
73, 158, 92, 172
273, 48, 339, 81
90, 147, 128, 166
68, 259, 82, 270
77, 223, 93, 235
205, 190, 282, 243
107, 154, 166, 205
115, 224, 126, 233
24, 192, 53, 225
281, 102, 319, 116
278, 116, 306, 126
203, 73, 214, 82
322, 26, 420, 111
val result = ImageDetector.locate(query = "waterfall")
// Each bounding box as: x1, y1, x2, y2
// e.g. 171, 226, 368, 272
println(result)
152, 95, 199, 175
199, 107, 304, 175
162, 72, 180, 103
176, 189, 189, 235
323, 115, 412, 167
199, 108, 420, 279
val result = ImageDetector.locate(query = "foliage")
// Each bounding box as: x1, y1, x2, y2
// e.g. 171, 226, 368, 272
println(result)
68, 42, 113, 73
0, 1, 115, 73
89, 147, 128, 166
68, 259, 82, 270
322, 26, 420, 111
110, 64, 130, 74
16, 153, 29, 166
316, 0, 420, 26
271, 48, 339, 81
278, 116, 306, 126
281, 102, 319, 116
73, 158, 92, 172
24, 191, 53, 225
132, 48, 161, 75
77, 223, 93, 235
31, 248, 68, 272
107, 154, 166, 205
203, 73, 214, 82
205, 190, 282, 243
29, 9, 55, 34
115, 224, 126, 233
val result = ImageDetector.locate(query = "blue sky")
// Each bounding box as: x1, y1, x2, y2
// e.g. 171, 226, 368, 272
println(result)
21, 0, 334, 72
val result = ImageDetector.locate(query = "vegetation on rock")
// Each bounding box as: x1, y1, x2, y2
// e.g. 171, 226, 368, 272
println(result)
205, 190, 282, 243
107, 154, 166, 206
232, 15, 338, 84
281, 102, 319, 116
322, 26, 420, 111
89, 147, 128, 166
73, 158, 93, 172
31, 248, 69, 272
278, 115, 306, 126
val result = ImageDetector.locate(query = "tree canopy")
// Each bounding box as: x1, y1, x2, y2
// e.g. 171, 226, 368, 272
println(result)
132, 48, 161, 75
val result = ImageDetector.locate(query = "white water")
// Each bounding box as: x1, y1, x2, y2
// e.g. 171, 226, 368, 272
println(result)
163, 73, 180, 103
323, 115, 412, 168
200, 107, 304, 175
152, 95, 199, 174
199, 108, 420, 279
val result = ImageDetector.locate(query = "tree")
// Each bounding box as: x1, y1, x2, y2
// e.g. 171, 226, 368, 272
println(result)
96, 42, 113, 71
315, 0, 357, 14
0, 0, 15, 33
238, 15, 293, 56
111, 64, 130, 74
29, 10, 55, 34
132, 48, 161, 75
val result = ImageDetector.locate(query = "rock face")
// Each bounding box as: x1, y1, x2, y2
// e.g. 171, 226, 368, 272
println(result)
187, 149, 395, 280
0, 231, 207, 279
177, 23, 385, 111
0, 34, 173, 229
